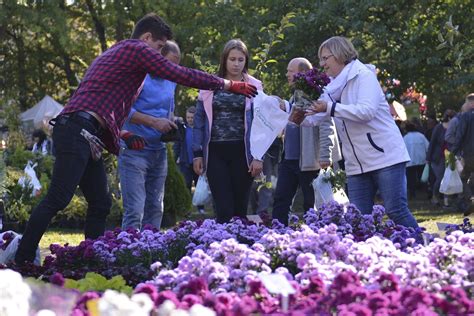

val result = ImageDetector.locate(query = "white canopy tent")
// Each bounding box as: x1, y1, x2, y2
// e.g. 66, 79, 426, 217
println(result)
20, 95, 63, 131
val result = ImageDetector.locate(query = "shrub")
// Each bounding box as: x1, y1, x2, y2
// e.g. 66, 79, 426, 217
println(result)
2, 167, 36, 223
106, 193, 123, 227
163, 144, 191, 227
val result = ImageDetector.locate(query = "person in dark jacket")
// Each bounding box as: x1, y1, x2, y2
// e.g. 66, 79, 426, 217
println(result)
426, 109, 456, 205
451, 93, 474, 216
175, 106, 205, 213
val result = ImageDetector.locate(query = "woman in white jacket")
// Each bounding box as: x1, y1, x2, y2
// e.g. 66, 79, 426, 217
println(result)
308, 36, 418, 229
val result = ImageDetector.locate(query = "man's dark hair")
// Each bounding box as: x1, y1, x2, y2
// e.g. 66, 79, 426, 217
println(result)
404, 121, 418, 133
131, 13, 173, 41
442, 109, 456, 123
32, 129, 47, 145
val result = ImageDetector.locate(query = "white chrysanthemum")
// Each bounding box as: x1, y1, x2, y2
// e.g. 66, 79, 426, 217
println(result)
156, 300, 177, 315
130, 293, 154, 313
98, 290, 153, 316
188, 304, 216, 316
0, 269, 32, 316
35, 310, 56, 316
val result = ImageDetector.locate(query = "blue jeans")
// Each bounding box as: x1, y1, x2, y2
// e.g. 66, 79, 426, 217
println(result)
347, 162, 418, 228
118, 147, 167, 230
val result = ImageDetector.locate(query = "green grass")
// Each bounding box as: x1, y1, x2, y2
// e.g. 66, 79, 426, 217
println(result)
40, 228, 84, 248
410, 199, 469, 234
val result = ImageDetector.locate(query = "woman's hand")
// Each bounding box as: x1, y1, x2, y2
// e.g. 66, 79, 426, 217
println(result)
306, 100, 328, 115
249, 159, 263, 177
193, 157, 204, 175
319, 161, 331, 169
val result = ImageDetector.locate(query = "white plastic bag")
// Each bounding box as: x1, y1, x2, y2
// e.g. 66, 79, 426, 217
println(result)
455, 158, 464, 174
333, 185, 350, 206
192, 175, 212, 206
250, 91, 289, 160
439, 167, 463, 195
0, 231, 41, 265
312, 169, 349, 210
18, 161, 42, 197
313, 169, 333, 210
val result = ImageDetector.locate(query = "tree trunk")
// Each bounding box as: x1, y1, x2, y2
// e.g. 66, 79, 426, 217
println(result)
13, 33, 28, 111
85, 0, 107, 52
114, 0, 126, 41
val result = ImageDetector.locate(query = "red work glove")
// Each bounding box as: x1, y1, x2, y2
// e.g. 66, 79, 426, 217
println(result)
228, 81, 258, 98
121, 131, 146, 150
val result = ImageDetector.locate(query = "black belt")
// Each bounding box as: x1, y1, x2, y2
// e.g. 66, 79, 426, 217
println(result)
54, 111, 103, 132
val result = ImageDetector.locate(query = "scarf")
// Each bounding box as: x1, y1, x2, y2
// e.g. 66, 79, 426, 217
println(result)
321, 60, 355, 103
321, 59, 376, 103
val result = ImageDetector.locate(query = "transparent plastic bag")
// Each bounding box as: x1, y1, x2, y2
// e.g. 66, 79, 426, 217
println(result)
420, 163, 429, 183
0, 231, 41, 265
439, 167, 463, 195
192, 175, 212, 206
313, 169, 334, 210
455, 158, 464, 173
312, 169, 349, 210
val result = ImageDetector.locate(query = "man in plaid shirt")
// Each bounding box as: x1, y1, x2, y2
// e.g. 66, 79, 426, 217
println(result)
15, 13, 257, 264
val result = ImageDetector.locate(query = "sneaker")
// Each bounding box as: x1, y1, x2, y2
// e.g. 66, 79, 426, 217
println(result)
198, 208, 205, 214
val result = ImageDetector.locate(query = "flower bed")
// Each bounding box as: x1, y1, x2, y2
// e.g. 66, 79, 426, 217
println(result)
1, 202, 473, 315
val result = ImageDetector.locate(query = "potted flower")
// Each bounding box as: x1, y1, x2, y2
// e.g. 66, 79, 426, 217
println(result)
289, 68, 330, 125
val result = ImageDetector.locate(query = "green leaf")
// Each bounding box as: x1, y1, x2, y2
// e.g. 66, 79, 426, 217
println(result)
447, 32, 453, 46
437, 32, 444, 43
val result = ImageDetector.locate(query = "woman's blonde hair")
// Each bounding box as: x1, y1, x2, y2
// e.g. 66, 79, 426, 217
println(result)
318, 36, 358, 65
218, 39, 249, 78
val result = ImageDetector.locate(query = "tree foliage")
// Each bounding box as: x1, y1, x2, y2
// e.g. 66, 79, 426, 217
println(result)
0, 0, 472, 116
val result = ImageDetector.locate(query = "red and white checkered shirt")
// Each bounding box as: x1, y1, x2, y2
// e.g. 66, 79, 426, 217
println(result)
61, 39, 224, 154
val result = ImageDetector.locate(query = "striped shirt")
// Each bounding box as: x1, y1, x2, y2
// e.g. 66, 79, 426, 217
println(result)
61, 39, 224, 154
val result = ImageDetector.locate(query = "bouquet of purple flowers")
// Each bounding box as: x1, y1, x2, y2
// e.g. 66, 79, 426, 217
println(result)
289, 68, 330, 125
293, 68, 331, 101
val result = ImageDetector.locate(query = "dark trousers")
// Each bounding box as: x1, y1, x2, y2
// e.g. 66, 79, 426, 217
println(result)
15, 115, 111, 263
249, 151, 279, 215
179, 162, 197, 191
206, 141, 253, 223
458, 156, 474, 211
406, 165, 424, 198
272, 159, 318, 225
